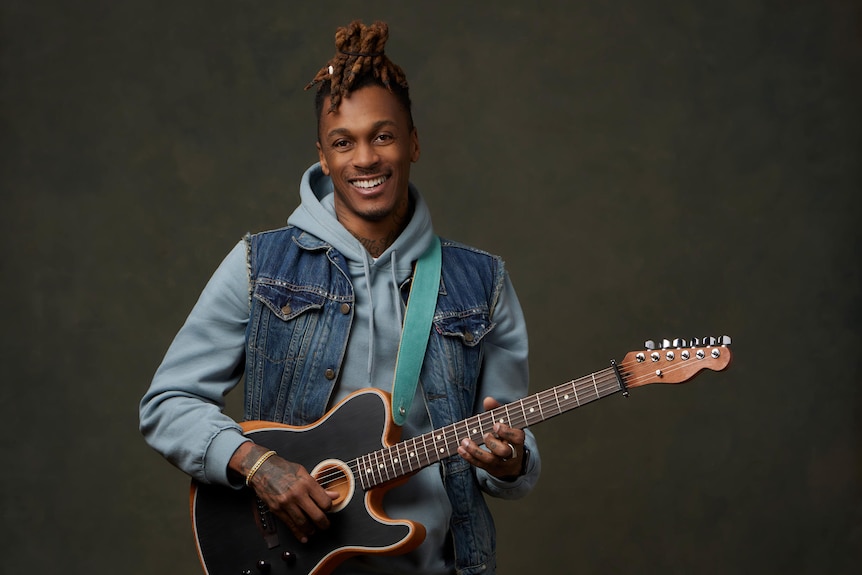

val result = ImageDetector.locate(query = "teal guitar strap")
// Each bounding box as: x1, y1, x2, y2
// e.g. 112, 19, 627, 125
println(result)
391, 236, 441, 426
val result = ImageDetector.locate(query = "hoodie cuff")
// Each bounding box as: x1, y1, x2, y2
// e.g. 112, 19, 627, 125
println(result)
204, 427, 252, 488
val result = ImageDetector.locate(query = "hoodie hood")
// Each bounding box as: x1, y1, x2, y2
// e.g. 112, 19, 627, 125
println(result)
287, 163, 436, 390
288, 163, 435, 271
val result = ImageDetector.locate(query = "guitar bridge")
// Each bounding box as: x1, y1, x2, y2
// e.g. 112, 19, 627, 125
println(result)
253, 497, 280, 549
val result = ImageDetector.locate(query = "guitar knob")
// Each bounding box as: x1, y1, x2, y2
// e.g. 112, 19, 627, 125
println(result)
257, 560, 271, 573
242, 571, 253, 575
282, 551, 296, 565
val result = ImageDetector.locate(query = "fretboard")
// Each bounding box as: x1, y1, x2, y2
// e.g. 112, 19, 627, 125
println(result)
353, 365, 625, 490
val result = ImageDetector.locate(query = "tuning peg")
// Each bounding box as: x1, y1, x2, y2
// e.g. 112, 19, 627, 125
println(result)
672, 338, 687, 348
662, 338, 672, 349
719, 335, 732, 345
704, 336, 717, 346
645, 340, 656, 350
690, 337, 701, 347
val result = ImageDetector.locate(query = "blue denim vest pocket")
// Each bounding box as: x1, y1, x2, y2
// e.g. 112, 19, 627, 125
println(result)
254, 281, 327, 321
434, 312, 495, 344
249, 281, 326, 364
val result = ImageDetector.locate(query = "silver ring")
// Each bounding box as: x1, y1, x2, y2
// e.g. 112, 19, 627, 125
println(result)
506, 442, 517, 459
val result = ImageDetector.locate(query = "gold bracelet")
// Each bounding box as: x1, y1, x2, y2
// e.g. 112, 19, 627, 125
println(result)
245, 450, 277, 486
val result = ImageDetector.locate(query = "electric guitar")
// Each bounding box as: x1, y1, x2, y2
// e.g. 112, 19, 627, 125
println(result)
191, 337, 732, 575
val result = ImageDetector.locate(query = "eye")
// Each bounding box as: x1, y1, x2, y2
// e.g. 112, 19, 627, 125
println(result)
332, 139, 352, 150
374, 133, 394, 144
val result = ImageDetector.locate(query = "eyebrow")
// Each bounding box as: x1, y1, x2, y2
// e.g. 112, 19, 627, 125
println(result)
325, 119, 398, 140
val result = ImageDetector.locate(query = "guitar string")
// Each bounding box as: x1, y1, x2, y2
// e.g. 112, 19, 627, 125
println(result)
312, 372, 628, 489
312, 356, 720, 491
310, 353, 723, 490
310, 350, 726, 490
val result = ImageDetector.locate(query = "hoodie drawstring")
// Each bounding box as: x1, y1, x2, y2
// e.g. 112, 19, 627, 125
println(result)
361, 255, 376, 376
390, 251, 404, 326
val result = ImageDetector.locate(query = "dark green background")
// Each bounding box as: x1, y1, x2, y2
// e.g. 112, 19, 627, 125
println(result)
2, 1, 860, 573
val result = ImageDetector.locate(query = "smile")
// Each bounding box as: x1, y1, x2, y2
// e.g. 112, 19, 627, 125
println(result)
350, 175, 388, 189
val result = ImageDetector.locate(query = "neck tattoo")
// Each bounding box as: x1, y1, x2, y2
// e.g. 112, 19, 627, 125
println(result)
350, 196, 411, 258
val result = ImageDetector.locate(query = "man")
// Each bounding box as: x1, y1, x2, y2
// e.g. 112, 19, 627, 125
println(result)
140, 20, 540, 575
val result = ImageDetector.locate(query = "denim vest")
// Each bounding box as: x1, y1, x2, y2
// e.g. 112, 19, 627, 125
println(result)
243, 226, 504, 574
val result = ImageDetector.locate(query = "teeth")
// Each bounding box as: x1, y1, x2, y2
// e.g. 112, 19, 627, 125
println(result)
352, 176, 387, 189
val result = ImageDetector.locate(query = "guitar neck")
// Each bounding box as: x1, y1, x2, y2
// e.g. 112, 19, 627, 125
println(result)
354, 366, 623, 490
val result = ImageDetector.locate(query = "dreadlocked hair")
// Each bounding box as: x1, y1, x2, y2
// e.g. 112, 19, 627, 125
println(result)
306, 20, 413, 129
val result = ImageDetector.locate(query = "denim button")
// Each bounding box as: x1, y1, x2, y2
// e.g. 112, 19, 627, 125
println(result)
281, 304, 292, 315
324, 368, 336, 380
340, 303, 350, 314
464, 332, 474, 343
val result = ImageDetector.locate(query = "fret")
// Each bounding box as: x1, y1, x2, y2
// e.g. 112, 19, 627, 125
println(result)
428, 430, 438, 459
419, 433, 432, 467
464, 418, 476, 444
440, 425, 456, 458
390, 445, 402, 478
360, 453, 374, 489
400, 442, 410, 473
432, 429, 446, 459
558, 380, 578, 410
349, 458, 360, 489
406, 436, 419, 472
423, 431, 437, 465
539, 389, 556, 417
515, 399, 529, 427
372, 449, 388, 484
464, 416, 478, 443
356, 455, 367, 490
522, 394, 542, 426
477, 412, 489, 438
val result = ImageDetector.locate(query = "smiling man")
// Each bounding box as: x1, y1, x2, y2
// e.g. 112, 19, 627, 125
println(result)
140, 20, 540, 575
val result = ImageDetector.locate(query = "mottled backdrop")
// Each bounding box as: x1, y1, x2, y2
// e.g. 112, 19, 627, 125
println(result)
2, 1, 860, 573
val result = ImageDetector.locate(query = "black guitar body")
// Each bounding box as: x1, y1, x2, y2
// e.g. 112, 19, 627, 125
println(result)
191, 389, 420, 575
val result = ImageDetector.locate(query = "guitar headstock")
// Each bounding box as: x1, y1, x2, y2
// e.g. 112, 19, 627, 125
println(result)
621, 336, 732, 389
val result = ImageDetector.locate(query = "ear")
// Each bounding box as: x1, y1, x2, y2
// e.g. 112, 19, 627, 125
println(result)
410, 127, 420, 163
316, 141, 330, 175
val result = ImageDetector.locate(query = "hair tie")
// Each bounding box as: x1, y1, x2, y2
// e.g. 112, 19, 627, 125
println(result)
338, 50, 384, 58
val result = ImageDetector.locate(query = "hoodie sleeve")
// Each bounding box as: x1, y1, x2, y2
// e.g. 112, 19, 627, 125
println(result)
474, 272, 542, 499
139, 240, 251, 487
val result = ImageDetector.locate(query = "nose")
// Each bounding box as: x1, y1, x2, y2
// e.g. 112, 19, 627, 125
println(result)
352, 141, 379, 168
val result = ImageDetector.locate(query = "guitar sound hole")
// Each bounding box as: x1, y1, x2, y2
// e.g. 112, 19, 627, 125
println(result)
310, 459, 354, 513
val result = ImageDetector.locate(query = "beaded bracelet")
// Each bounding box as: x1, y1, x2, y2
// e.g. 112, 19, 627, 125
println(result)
245, 450, 277, 486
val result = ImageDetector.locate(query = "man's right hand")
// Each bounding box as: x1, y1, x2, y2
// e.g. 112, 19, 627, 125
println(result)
229, 442, 339, 543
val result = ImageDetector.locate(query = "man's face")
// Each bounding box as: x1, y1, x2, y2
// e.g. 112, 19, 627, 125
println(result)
316, 85, 420, 234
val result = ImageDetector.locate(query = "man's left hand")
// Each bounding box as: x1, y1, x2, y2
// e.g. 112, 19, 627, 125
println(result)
457, 396, 526, 480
